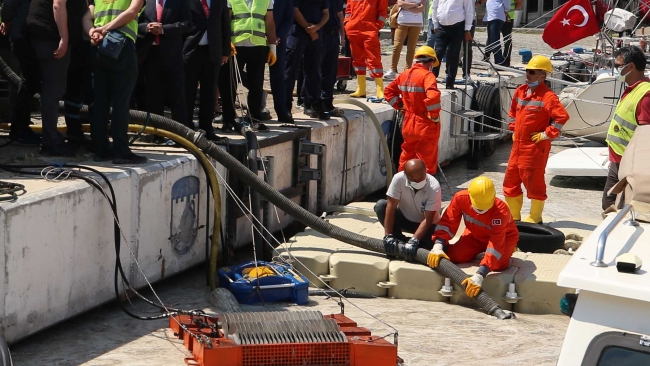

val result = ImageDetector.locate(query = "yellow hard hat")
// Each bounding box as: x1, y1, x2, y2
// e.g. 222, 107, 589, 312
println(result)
525, 55, 553, 73
468, 176, 496, 211
414, 46, 440, 67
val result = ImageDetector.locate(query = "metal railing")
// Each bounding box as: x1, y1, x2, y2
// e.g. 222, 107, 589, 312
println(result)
591, 204, 635, 267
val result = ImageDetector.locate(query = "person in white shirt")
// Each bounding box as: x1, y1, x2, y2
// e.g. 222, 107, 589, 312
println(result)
482, 0, 507, 65
430, 0, 474, 89
385, 0, 425, 80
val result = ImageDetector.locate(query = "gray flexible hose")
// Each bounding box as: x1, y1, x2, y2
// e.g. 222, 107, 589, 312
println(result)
333, 98, 394, 186
0, 57, 512, 319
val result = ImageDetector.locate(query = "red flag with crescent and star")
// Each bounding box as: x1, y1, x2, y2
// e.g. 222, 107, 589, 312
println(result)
542, 0, 601, 49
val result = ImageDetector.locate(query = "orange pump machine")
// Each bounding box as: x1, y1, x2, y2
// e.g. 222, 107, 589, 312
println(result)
169, 310, 399, 366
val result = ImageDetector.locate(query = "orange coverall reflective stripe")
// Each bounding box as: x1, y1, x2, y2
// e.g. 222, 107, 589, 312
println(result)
433, 191, 519, 272
343, 0, 388, 78
503, 83, 569, 200
384, 63, 442, 174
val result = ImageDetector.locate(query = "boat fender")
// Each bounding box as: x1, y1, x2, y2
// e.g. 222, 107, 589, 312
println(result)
616, 253, 642, 273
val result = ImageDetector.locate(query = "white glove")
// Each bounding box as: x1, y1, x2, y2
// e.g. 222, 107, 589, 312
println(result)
426, 243, 449, 268
269, 44, 277, 57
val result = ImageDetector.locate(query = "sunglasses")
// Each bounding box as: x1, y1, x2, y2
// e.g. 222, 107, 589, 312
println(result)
526, 70, 538, 75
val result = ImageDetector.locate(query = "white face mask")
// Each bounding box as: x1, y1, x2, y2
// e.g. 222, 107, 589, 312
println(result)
409, 179, 427, 190
615, 63, 632, 83
473, 206, 489, 215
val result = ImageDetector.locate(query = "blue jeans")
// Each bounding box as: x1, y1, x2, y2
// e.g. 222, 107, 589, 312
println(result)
91, 39, 138, 157
320, 29, 340, 107
486, 19, 505, 65
270, 38, 289, 118
426, 19, 436, 48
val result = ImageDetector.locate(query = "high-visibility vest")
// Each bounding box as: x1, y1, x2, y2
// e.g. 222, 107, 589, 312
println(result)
606, 82, 650, 156
508, 0, 516, 19
231, 0, 270, 46
94, 0, 138, 42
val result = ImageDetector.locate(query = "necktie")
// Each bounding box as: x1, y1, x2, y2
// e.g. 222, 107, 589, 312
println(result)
201, 0, 210, 18
155, 0, 163, 45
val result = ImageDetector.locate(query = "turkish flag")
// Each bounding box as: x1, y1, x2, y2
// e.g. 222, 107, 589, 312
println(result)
542, 0, 601, 49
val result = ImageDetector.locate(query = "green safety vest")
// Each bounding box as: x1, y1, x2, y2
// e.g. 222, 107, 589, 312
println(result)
606, 82, 650, 156
508, 0, 516, 19
94, 0, 138, 42
231, 0, 270, 46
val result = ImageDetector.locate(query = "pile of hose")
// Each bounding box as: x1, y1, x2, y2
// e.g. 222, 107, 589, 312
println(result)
0, 56, 512, 319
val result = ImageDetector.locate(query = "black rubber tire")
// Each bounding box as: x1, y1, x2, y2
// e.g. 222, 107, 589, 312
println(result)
472, 84, 502, 157
516, 221, 566, 254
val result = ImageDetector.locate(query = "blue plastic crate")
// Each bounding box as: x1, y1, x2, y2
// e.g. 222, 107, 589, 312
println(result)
218, 261, 310, 305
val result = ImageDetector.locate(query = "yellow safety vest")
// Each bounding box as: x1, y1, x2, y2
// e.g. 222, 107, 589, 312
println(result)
231, 0, 269, 46
606, 82, 650, 156
508, 0, 516, 19
94, 0, 138, 42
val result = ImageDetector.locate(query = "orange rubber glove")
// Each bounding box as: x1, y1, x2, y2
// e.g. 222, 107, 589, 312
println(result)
461, 273, 484, 297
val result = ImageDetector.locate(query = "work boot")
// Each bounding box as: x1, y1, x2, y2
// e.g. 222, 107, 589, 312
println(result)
374, 78, 384, 99
350, 76, 366, 98
522, 199, 545, 224
505, 195, 524, 221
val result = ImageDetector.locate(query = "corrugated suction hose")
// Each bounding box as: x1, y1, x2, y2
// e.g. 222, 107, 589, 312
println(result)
0, 56, 512, 319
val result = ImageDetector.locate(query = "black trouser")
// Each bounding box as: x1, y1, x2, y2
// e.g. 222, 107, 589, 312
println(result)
461, 24, 475, 78
501, 19, 513, 67
285, 28, 323, 110
432, 21, 464, 88
220, 45, 267, 122
91, 39, 138, 157
374, 199, 435, 250
10, 37, 41, 138
144, 46, 189, 128
64, 40, 93, 137
32, 38, 70, 148
185, 46, 219, 133
320, 29, 340, 109
269, 37, 289, 118
602, 162, 624, 210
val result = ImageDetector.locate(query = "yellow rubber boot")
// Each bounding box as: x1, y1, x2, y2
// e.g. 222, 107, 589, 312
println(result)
522, 199, 545, 224
351, 76, 366, 98
504, 195, 523, 221
374, 78, 384, 99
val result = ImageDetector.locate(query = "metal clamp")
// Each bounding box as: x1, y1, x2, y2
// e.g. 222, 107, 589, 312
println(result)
298, 167, 322, 182
298, 139, 325, 156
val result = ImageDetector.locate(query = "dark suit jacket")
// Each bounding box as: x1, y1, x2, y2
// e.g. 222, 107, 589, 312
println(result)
182, 0, 231, 64
137, 0, 191, 65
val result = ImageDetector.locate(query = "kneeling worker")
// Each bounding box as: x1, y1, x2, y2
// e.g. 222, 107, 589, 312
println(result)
426, 176, 519, 297
374, 159, 442, 262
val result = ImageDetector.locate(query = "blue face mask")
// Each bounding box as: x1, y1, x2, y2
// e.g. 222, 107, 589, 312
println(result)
527, 75, 542, 87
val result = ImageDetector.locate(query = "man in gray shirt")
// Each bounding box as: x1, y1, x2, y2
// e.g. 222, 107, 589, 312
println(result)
374, 159, 442, 261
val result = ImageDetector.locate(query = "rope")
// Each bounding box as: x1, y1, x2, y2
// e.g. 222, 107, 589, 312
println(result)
206, 160, 400, 336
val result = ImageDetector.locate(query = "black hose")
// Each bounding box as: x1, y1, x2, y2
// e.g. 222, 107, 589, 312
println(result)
0, 56, 512, 319
136, 113, 512, 319
238, 124, 264, 261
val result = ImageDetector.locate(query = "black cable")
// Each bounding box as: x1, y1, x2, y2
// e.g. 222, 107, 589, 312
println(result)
0, 164, 204, 320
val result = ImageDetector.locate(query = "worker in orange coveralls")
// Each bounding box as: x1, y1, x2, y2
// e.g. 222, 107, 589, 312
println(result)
344, 0, 388, 99
503, 55, 569, 224
426, 176, 519, 297
384, 46, 442, 175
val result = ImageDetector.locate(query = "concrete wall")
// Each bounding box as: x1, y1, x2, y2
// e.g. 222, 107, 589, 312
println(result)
0, 155, 212, 343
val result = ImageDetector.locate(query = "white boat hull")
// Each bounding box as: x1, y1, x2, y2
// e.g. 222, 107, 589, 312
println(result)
558, 75, 624, 144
